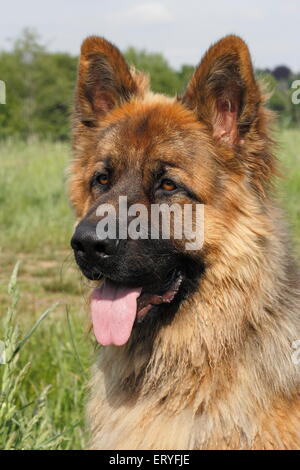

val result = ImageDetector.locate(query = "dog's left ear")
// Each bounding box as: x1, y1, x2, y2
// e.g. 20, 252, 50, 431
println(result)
182, 35, 261, 145
74, 36, 138, 126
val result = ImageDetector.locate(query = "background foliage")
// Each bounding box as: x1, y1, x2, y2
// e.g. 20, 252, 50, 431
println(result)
0, 29, 299, 140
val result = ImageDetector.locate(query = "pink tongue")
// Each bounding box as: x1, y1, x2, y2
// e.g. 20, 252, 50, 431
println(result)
91, 280, 142, 346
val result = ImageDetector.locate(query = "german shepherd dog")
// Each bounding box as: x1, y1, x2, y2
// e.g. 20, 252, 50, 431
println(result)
69, 35, 300, 449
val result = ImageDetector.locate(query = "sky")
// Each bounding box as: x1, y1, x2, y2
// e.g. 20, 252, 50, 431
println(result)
0, 0, 299, 71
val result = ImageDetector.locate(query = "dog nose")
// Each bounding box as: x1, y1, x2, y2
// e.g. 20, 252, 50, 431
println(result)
71, 221, 119, 258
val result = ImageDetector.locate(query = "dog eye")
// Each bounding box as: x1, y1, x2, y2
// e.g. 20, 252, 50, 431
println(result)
96, 173, 109, 186
160, 179, 177, 192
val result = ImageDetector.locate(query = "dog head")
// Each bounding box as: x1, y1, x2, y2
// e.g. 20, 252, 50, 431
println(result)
69, 35, 274, 346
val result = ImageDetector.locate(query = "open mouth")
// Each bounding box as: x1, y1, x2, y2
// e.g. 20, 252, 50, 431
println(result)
136, 270, 183, 319
90, 270, 184, 347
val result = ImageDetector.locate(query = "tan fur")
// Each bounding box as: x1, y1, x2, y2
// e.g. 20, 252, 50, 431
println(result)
69, 35, 300, 449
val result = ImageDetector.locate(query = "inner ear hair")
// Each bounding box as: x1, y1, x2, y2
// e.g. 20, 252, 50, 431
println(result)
75, 36, 137, 126
182, 35, 261, 146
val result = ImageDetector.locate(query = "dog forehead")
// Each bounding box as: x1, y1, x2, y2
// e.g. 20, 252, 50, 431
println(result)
96, 101, 206, 165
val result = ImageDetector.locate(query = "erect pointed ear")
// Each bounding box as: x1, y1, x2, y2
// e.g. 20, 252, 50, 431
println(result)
74, 36, 137, 126
182, 35, 261, 145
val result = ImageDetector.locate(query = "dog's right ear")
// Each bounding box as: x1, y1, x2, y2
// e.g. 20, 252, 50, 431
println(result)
181, 35, 261, 146
74, 36, 137, 126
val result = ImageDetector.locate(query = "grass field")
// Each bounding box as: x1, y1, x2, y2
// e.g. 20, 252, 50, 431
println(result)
0, 131, 299, 449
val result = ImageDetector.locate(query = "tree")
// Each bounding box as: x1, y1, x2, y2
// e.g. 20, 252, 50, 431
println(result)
0, 29, 77, 140
0, 31, 298, 139
124, 48, 181, 96
272, 65, 291, 81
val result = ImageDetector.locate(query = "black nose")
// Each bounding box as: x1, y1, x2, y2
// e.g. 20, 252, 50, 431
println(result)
71, 220, 119, 259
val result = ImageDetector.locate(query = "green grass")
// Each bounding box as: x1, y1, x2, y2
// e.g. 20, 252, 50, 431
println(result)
0, 131, 299, 449
0, 139, 94, 449
0, 138, 73, 255
0, 263, 93, 449
276, 129, 300, 253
